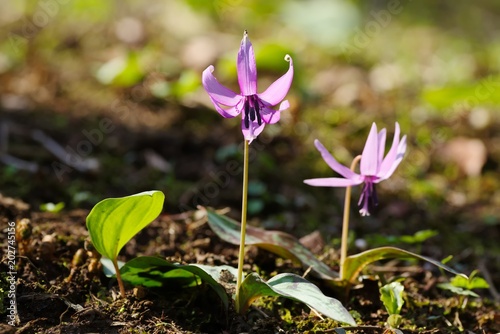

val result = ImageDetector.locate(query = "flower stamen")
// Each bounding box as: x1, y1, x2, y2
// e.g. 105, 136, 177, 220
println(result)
358, 177, 379, 216
243, 95, 262, 128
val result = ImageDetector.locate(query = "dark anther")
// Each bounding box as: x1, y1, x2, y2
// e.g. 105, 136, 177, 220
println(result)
254, 96, 262, 126
371, 184, 378, 207
244, 98, 250, 128
249, 106, 256, 121
243, 95, 262, 128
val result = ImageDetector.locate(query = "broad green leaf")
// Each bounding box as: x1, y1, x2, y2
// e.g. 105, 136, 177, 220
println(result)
205, 209, 338, 280
86, 190, 164, 261
118, 256, 232, 311
239, 272, 355, 326
380, 282, 404, 316
341, 246, 466, 284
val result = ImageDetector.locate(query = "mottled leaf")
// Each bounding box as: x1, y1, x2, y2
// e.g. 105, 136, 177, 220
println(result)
205, 209, 338, 280
342, 246, 466, 284
239, 272, 355, 325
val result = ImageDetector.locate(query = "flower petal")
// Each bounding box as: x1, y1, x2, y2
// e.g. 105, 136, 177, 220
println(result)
237, 31, 257, 96
208, 96, 240, 118
258, 54, 294, 106
360, 123, 379, 176
378, 134, 407, 181
261, 107, 280, 124
314, 139, 360, 180
202, 65, 242, 109
304, 177, 363, 187
241, 114, 265, 143
377, 128, 387, 165
378, 123, 405, 179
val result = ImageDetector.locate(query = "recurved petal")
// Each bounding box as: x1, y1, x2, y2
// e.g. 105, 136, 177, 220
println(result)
208, 96, 240, 118
261, 106, 280, 124
314, 139, 359, 180
237, 31, 257, 96
304, 177, 363, 187
360, 123, 380, 176
378, 123, 405, 179
202, 65, 242, 107
258, 54, 294, 106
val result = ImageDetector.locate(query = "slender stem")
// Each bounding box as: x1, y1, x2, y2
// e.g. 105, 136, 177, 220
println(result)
113, 258, 126, 298
339, 155, 362, 280
235, 139, 250, 313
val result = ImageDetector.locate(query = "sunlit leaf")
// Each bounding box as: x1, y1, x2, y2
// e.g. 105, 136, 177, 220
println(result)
86, 190, 164, 261
40, 201, 65, 213
205, 209, 338, 280
450, 270, 489, 290
341, 246, 466, 284
239, 272, 355, 325
116, 256, 232, 310
380, 282, 405, 316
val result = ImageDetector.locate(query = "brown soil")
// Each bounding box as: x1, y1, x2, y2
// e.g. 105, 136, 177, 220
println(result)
1, 194, 499, 334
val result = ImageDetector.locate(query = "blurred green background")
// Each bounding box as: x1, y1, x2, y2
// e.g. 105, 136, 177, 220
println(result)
0, 0, 499, 279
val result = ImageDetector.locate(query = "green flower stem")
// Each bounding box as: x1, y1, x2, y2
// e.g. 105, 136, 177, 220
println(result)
235, 139, 250, 313
340, 155, 362, 280
113, 258, 126, 298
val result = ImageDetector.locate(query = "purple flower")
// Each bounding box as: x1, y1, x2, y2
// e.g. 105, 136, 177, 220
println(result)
304, 123, 407, 216
202, 31, 294, 143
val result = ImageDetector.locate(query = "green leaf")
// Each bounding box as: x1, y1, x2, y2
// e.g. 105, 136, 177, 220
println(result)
398, 230, 438, 244
205, 209, 338, 280
118, 256, 232, 311
387, 314, 403, 330
239, 272, 355, 326
40, 202, 65, 213
380, 282, 405, 316
437, 283, 480, 297
86, 190, 164, 261
450, 270, 489, 290
341, 246, 466, 284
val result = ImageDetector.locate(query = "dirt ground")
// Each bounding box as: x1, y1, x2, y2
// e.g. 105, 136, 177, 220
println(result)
0, 191, 499, 333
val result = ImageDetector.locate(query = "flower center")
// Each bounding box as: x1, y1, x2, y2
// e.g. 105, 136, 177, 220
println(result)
243, 95, 262, 128
358, 176, 378, 216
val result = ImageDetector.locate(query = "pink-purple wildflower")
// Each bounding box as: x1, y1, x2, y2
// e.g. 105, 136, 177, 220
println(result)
202, 31, 294, 143
304, 123, 407, 216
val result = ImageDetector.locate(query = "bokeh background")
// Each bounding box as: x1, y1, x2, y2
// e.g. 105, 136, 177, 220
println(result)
1, 0, 499, 285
